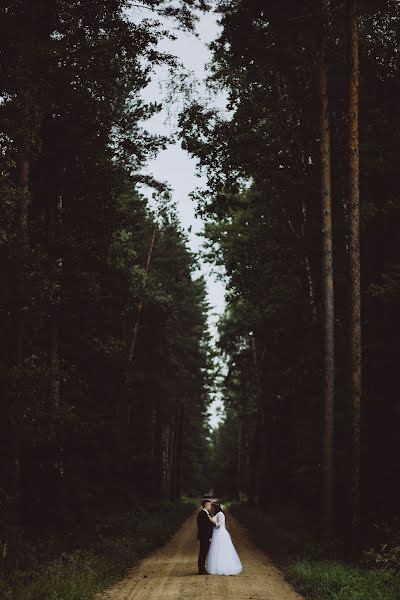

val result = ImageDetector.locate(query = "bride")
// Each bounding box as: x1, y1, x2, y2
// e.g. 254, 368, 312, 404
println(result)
206, 502, 242, 575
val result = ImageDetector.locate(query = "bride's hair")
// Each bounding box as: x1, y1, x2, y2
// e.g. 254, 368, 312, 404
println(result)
212, 502, 223, 515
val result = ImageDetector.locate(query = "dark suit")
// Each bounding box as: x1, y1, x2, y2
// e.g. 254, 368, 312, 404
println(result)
197, 509, 214, 574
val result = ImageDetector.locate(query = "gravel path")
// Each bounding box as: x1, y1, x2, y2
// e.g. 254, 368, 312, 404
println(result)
98, 511, 304, 600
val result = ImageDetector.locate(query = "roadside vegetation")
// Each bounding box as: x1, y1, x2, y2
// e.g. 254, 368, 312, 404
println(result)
1, 500, 195, 600
231, 504, 400, 600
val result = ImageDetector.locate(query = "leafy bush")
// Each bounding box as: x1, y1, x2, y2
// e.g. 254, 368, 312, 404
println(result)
361, 520, 400, 572
363, 543, 400, 572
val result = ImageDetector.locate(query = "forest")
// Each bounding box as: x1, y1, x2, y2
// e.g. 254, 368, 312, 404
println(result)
1, 0, 400, 599
196, 0, 400, 542
0, 0, 212, 564
195, 2, 400, 528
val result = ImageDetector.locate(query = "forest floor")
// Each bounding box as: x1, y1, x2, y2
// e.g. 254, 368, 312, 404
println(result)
97, 510, 304, 600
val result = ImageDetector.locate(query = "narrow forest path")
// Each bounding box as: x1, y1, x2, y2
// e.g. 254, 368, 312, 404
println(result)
98, 511, 304, 600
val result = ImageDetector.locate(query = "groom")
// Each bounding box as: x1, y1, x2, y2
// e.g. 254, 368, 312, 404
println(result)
197, 499, 215, 575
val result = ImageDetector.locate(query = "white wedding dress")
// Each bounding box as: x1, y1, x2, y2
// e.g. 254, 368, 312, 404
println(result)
206, 511, 242, 575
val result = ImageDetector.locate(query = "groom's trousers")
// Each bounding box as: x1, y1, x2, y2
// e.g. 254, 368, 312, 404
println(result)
198, 538, 210, 573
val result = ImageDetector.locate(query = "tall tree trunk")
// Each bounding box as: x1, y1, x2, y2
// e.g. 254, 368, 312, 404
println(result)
47, 191, 61, 429
9, 0, 39, 547
249, 335, 261, 504
318, 7, 335, 541
8, 156, 30, 556
160, 422, 170, 499
347, 0, 361, 554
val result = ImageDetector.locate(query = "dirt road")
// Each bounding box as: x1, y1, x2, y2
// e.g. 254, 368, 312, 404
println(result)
98, 511, 304, 600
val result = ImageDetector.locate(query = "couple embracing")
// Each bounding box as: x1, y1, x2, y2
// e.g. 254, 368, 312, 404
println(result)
196, 499, 242, 576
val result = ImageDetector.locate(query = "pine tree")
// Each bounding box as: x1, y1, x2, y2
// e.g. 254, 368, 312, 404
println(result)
317, 0, 335, 541
346, 0, 361, 554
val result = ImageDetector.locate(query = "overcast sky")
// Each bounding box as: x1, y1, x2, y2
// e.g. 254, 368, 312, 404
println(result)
127, 7, 227, 427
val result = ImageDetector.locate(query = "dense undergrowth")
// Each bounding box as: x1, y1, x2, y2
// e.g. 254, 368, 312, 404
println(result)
230, 503, 400, 600
1, 499, 195, 600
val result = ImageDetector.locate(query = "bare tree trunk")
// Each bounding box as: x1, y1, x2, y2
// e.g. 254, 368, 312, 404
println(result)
48, 318, 60, 413
150, 401, 157, 458
318, 7, 335, 541
160, 422, 170, 499
304, 246, 317, 318
168, 424, 175, 498
17, 158, 30, 234
175, 403, 184, 499
278, 75, 318, 320
347, 0, 361, 555
15, 158, 30, 365
120, 224, 157, 428
170, 401, 184, 500
127, 223, 157, 365
8, 156, 30, 557
236, 419, 242, 500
